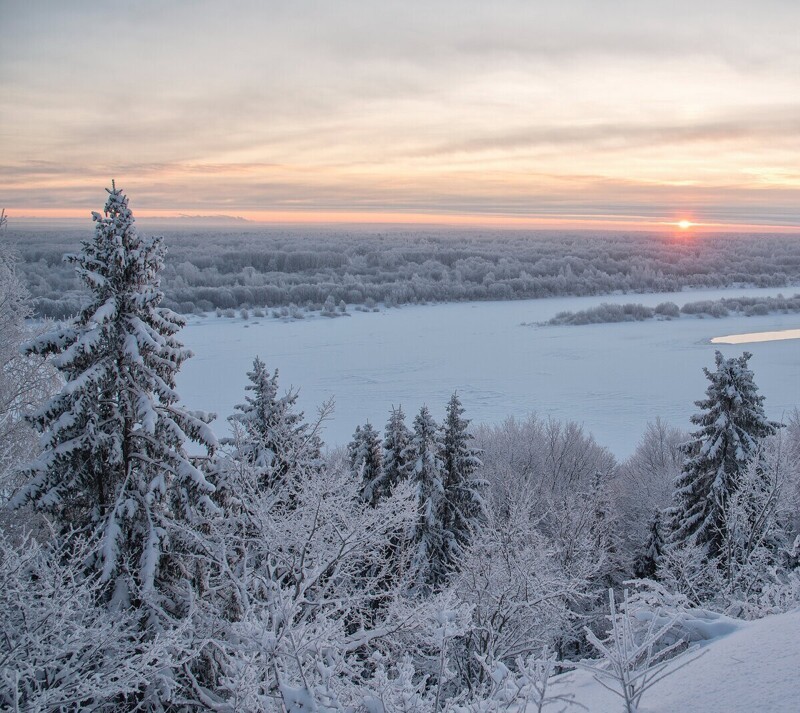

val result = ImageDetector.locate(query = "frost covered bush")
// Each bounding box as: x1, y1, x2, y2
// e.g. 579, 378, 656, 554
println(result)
744, 302, 769, 316
469, 416, 620, 663
459, 649, 578, 713
0, 532, 182, 712
322, 294, 337, 316
0, 241, 57, 503
547, 302, 654, 325
681, 300, 729, 317
654, 301, 680, 318
544, 293, 800, 327
756, 567, 800, 615
613, 580, 739, 649
575, 587, 705, 713
192, 453, 463, 711
452, 502, 586, 694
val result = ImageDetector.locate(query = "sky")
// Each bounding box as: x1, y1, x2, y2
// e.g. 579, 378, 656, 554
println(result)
2, 0, 800, 231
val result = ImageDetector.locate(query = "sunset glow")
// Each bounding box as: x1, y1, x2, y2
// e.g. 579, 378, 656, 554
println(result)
2, 2, 800, 231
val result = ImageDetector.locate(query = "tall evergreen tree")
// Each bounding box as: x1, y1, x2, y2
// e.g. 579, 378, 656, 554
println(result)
404, 405, 448, 591
348, 421, 383, 505
667, 350, 781, 556
224, 356, 321, 492
380, 405, 412, 496
13, 183, 217, 607
440, 392, 485, 569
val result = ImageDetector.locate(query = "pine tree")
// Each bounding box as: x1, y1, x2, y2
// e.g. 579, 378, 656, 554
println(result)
347, 421, 383, 505
634, 510, 664, 579
404, 405, 448, 591
440, 392, 485, 569
380, 405, 412, 497
224, 356, 321, 493
667, 350, 781, 556
13, 184, 217, 606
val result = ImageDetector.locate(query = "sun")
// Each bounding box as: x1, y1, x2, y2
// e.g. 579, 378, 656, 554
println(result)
678, 220, 693, 230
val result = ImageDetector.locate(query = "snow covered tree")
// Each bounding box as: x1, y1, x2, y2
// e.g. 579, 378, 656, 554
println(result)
0, 531, 186, 711
380, 405, 413, 497
321, 295, 336, 316
452, 494, 586, 694
634, 510, 665, 579
615, 419, 685, 567
668, 351, 781, 556
223, 355, 321, 493
440, 392, 485, 570
707, 438, 796, 613
348, 421, 383, 505
0, 235, 57, 503
405, 405, 448, 591
13, 183, 217, 608
184, 454, 421, 711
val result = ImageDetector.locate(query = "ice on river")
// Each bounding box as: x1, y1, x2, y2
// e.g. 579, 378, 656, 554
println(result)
177, 286, 800, 458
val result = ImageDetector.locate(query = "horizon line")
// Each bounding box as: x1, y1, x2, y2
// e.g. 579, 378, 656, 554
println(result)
5, 208, 800, 234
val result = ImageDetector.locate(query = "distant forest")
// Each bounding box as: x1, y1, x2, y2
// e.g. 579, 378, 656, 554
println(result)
7, 227, 800, 318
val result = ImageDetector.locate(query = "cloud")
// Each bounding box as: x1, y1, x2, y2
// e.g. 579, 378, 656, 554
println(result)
1, 1, 799, 228
415, 113, 800, 158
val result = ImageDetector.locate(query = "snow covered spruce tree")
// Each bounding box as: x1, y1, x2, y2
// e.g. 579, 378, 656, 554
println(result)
348, 421, 383, 505
667, 350, 781, 556
223, 355, 321, 494
381, 405, 413, 496
405, 405, 449, 591
440, 392, 485, 569
13, 183, 217, 608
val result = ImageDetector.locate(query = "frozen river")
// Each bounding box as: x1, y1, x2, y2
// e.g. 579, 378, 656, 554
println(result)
177, 286, 800, 459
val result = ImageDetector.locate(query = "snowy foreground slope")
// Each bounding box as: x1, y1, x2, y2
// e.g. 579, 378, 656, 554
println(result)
562, 610, 800, 713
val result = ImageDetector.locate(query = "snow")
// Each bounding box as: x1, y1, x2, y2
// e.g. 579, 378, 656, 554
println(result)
176, 286, 800, 457
563, 609, 800, 713
712, 328, 800, 344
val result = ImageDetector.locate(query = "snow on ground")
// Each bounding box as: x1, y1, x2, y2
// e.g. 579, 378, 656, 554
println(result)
711, 328, 800, 344
562, 609, 800, 713
176, 286, 800, 457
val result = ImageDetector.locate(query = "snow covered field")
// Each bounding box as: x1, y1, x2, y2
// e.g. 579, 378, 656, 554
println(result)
177, 286, 800, 457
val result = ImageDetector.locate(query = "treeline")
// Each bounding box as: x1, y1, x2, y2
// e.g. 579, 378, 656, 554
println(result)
2, 189, 800, 711
7, 225, 800, 318
546, 292, 800, 326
